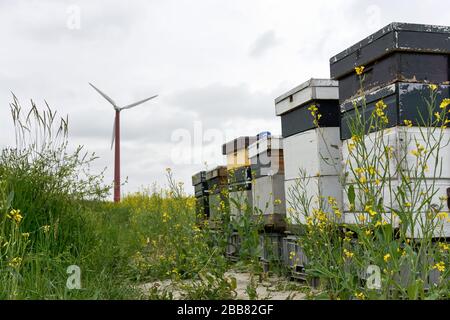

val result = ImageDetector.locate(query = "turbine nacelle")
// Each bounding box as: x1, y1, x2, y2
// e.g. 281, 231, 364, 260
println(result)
89, 82, 158, 149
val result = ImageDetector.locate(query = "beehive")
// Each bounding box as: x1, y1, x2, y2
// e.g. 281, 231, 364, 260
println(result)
341, 126, 450, 238
333, 23, 450, 238
330, 22, 450, 103
275, 79, 343, 226
222, 136, 257, 170
249, 135, 286, 230
192, 171, 209, 219
205, 166, 228, 227
223, 137, 257, 222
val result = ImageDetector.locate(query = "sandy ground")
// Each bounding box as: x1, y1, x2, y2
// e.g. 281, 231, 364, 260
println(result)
141, 271, 308, 300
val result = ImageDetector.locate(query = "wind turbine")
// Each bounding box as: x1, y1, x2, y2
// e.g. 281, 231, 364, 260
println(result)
89, 83, 158, 202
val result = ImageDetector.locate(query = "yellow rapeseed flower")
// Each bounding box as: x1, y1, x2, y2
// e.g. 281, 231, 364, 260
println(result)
438, 242, 449, 252
7, 209, 23, 224
437, 212, 449, 220
8, 257, 22, 269
432, 261, 446, 272
343, 249, 354, 259
308, 105, 318, 113
355, 66, 365, 75
440, 99, 450, 109
403, 120, 413, 127
355, 292, 366, 300
348, 142, 356, 153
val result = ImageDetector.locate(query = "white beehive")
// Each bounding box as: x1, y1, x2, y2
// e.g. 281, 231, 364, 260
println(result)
283, 128, 341, 181
248, 135, 286, 230
275, 79, 343, 226
285, 175, 343, 225
342, 127, 450, 238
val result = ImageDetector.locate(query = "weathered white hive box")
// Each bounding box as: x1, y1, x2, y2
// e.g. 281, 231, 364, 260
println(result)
275, 79, 343, 225
342, 126, 450, 238
333, 23, 450, 237
249, 135, 286, 230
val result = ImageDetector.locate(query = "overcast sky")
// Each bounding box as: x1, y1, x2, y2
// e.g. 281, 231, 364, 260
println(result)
1, 0, 449, 198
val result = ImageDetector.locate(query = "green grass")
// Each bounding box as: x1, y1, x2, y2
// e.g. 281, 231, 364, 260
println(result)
0, 97, 232, 299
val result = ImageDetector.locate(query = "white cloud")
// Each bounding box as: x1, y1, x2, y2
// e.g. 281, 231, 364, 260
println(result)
1, 0, 449, 197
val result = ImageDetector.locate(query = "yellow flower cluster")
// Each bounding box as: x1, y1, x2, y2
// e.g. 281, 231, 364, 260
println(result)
355, 66, 365, 76
355, 292, 366, 300
403, 119, 413, 127
308, 104, 322, 126
7, 209, 23, 224
411, 143, 426, 158
436, 212, 449, 221
374, 100, 389, 124
383, 253, 391, 262
328, 197, 341, 218
162, 211, 171, 223
374, 220, 388, 228
440, 98, 450, 109
8, 257, 22, 269
438, 242, 449, 252
432, 261, 446, 272
365, 205, 378, 217
343, 249, 354, 259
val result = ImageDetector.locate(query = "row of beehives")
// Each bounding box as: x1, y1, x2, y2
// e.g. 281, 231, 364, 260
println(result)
192, 22, 450, 277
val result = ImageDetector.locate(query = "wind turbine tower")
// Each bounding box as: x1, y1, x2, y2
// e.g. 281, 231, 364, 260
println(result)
89, 83, 158, 202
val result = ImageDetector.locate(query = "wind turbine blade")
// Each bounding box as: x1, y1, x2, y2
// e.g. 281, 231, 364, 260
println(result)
89, 83, 117, 108
120, 95, 158, 111
110, 120, 116, 150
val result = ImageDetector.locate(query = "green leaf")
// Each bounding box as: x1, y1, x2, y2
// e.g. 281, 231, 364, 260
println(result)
347, 185, 355, 208
6, 191, 14, 209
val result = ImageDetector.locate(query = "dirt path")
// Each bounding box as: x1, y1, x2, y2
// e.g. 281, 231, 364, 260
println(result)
141, 271, 308, 300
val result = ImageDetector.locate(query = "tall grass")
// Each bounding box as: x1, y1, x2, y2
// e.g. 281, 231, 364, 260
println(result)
0, 96, 246, 300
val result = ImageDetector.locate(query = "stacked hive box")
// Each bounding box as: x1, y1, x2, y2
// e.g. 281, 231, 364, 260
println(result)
192, 171, 209, 221
222, 136, 257, 222
331, 22, 450, 238
249, 133, 286, 268
275, 79, 342, 280
249, 134, 286, 230
275, 79, 343, 226
205, 166, 228, 229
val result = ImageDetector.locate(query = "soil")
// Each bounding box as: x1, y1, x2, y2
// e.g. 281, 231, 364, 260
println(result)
141, 270, 308, 300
